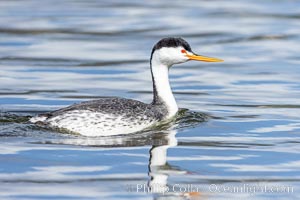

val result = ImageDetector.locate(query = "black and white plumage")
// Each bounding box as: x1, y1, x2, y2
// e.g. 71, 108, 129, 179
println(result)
30, 37, 223, 136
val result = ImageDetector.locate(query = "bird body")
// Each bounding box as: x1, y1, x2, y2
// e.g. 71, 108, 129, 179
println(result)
30, 38, 223, 136
31, 98, 167, 136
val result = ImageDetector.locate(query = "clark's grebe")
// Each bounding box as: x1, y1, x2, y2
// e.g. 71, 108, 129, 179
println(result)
30, 37, 223, 136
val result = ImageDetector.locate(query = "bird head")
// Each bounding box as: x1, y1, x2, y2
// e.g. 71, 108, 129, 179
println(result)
151, 37, 223, 67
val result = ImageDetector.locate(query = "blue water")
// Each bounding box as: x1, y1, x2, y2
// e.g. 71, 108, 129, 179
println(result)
1, 0, 300, 199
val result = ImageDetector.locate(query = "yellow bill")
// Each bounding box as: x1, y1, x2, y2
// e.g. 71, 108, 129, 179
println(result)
186, 54, 223, 62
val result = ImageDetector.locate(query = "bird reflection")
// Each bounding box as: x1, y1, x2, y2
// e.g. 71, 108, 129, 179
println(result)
147, 130, 202, 200
148, 130, 178, 192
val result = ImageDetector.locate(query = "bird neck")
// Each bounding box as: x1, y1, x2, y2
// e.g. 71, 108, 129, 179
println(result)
150, 56, 178, 118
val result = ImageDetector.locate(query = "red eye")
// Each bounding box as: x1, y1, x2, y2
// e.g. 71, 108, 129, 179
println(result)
181, 49, 186, 54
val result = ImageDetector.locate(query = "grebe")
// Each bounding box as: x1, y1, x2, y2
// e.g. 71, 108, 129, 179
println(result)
30, 37, 223, 136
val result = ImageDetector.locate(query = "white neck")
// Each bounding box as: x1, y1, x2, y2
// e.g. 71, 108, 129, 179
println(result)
151, 53, 178, 118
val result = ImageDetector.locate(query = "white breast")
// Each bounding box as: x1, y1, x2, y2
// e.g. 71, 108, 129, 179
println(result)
43, 110, 156, 137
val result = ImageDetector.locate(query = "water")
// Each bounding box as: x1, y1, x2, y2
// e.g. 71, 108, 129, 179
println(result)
1, 0, 300, 199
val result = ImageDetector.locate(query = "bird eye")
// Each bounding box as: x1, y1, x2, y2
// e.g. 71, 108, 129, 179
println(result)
181, 49, 186, 54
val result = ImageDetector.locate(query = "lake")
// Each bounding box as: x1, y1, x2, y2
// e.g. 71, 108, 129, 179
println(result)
0, 0, 300, 199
